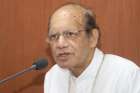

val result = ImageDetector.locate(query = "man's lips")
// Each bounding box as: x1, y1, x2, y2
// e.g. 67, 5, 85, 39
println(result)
56, 52, 72, 60
57, 52, 71, 57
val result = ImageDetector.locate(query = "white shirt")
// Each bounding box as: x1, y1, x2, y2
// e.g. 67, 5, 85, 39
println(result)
44, 48, 140, 93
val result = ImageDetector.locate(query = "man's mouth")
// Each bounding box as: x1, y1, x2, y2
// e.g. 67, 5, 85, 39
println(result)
56, 52, 71, 61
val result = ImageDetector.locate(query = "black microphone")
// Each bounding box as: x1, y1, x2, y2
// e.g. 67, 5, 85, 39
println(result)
0, 58, 48, 84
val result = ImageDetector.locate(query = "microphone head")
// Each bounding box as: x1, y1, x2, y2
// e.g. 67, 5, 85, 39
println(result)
33, 58, 48, 70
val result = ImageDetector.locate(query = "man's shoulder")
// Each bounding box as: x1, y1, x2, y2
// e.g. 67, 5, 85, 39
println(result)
44, 64, 70, 78
96, 48, 138, 68
45, 64, 59, 76
103, 54, 139, 71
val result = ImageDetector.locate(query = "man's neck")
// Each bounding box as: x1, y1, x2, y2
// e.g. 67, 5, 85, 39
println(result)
70, 48, 95, 77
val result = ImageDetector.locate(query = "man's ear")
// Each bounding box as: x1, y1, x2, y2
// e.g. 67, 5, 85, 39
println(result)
45, 38, 51, 48
89, 29, 99, 48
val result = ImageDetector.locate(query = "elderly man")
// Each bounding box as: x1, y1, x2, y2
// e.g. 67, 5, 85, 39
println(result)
44, 3, 140, 93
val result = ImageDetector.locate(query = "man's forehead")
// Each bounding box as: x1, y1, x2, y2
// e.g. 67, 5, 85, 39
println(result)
52, 4, 86, 17
50, 4, 86, 26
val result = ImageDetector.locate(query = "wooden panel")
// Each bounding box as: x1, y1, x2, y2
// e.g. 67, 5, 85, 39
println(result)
81, 0, 140, 65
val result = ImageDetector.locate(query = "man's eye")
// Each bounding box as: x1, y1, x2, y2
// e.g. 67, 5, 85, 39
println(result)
50, 34, 57, 40
66, 32, 75, 37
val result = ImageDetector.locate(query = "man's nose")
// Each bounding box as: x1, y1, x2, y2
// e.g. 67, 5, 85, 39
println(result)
56, 35, 69, 49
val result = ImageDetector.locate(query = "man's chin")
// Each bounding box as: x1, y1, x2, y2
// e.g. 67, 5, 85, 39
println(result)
57, 63, 70, 69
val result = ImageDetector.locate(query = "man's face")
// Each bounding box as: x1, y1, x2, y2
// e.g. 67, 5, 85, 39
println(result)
47, 10, 93, 70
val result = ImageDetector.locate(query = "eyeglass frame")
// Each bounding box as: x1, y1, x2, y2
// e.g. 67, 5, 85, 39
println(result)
47, 29, 85, 43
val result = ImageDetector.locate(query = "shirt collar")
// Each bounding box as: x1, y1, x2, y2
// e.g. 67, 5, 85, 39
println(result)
75, 48, 104, 81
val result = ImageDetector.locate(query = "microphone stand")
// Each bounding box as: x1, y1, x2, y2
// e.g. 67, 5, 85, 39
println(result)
0, 65, 36, 84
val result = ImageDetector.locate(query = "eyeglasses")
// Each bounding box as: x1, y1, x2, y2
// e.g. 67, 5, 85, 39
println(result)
47, 30, 84, 43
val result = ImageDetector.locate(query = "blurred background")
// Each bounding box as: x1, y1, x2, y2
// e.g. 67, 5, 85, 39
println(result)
0, 0, 140, 92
